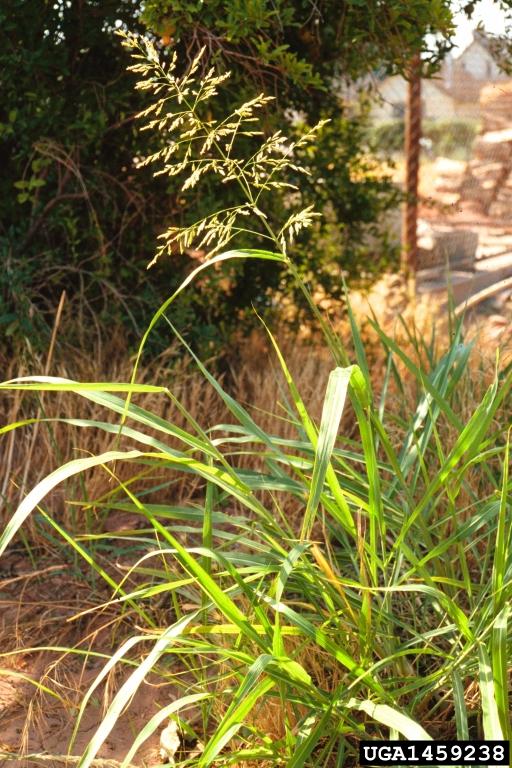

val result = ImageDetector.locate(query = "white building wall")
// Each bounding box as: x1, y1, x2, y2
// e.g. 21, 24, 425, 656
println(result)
459, 42, 501, 81
371, 77, 457, 122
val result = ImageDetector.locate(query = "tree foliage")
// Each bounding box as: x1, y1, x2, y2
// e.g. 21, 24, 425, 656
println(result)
1, 0, 490, 351
0, 0, 175, 348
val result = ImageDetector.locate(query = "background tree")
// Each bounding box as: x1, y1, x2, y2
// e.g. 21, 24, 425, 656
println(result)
5, 0, 509, 353
0, 0, 176, 351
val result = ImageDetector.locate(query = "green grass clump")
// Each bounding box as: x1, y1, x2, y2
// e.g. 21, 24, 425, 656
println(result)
0, 32, 511, 768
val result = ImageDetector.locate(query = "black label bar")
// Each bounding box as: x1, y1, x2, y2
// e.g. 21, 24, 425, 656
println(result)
359, 740, 509, 766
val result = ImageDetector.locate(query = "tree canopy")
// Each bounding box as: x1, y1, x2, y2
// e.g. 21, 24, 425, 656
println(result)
2, 0, 510, 352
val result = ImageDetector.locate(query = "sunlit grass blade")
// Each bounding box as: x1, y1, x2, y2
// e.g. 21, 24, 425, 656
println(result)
0, 668, 65, 704
478, 644, 504, 740
346, 699, 432, 740
199, 658, 276, 767
368, 318, 463, 430
0, 449, 143, 558
262, 321, 356, 535
452, 670, 469, 740
0, 376, 167, 393
121, 692, 209, 768
287, 706, 334, 768
492, 432, 510, 610
490, 605, 510, 740
77, 614, 197, 768
301, 366, 353, 539
69, 635, 149, 753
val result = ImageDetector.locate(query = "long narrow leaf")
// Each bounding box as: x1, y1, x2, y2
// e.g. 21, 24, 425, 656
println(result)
0, 450, 142, 557
301, 367, 353, 539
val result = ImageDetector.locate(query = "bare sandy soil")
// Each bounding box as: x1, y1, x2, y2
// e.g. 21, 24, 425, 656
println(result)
0, 536, 174, 768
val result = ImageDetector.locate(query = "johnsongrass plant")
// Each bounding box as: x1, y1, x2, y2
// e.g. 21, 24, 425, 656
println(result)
1, 32, 511, 767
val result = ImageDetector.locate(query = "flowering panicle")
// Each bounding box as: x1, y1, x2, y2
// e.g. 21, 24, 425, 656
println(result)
119, 31, 327, 263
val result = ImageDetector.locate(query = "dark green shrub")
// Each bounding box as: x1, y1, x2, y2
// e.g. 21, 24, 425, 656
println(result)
424, 119, 479, 158
370, 118, 479, 159
370, 120, 405, 154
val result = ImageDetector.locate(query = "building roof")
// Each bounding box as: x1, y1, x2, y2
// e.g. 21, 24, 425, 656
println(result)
471, 29, 497, 54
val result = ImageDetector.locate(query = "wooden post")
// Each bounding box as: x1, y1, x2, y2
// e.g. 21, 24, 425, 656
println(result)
401, 54, 422, 289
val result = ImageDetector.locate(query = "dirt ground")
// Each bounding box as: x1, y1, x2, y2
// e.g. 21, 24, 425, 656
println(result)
0, 518, 179, 768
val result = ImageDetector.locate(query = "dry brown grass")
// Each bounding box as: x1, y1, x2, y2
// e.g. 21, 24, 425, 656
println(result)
2, 287, 509, 540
